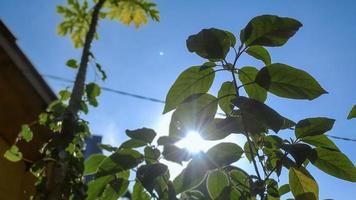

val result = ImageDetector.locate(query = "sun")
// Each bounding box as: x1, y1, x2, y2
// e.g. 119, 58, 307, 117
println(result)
176, 130, 215, 153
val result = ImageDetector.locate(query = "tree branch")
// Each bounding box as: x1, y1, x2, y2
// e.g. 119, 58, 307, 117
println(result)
47, 0, 106, 199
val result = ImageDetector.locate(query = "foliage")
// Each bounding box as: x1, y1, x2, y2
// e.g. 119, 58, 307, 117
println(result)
57, 0, 159, 48
77, 14, 355, 200
347, 104, 356, 120
4, 2, 355, 200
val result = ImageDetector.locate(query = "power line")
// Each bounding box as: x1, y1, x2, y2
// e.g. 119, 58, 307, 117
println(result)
43, 74, 165, 103
43, 74, 356, 143
327, 135, 356, 142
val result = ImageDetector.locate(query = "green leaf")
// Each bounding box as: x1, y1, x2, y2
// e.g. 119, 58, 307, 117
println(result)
86, 82, 101, 107
173, 156, 211, 194
207, 169, 229, 199
20, 124, 33, 142
157, 136, 180, 146
218, 81, 236, 114
96, 149, 143, 178
309, 148, 356, 182
162, 145, 191, 164
163, 66, 215, 113
229, 167, 250, 191
119, 139, 147, 149
255, 63, 327, 100
246, 46, 271, 65
217, 186, 241, 200
224, 30, 236, 47
4, 145, 22, 162
169, 94, 218, 138
132, 181, 151, 200
347, 104, 356, 119
266, 179, 279, 198
59, 90, 71, 101
184, 190, 206, 200
206, 142, 243, 167
233, 96, 284, 133
87, 171, 129, 200
87, 175, 114, 200
241, 15, 302, 47
282, 117, 297, 129
100, 178, 129, 200
201, 117, 244, 140
295, 117, 335, 138
263, 135, 283, 149
137, 163, 168, 193
144, 146, 160, 164
301, 135, 339, 151
289, 167, 319, 200
105, 0, 160, 28
244, 142, 257, 163
279, 184, 290, 196
66, 59, 78, 68
238, 66, 267, 102
126, 128, 156, 143
95, 63, 107, 81
98, 144, 118, 152
282, 144, 311, 167
84, 154, 107, 176
186, 28, 231, 60
80, 100, 89, 114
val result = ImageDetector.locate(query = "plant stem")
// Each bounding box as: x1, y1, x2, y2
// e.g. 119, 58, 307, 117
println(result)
265, 152, 288, 180
246, 134, 262, 179
229, 45, 262, 182
47, 0, 106, 199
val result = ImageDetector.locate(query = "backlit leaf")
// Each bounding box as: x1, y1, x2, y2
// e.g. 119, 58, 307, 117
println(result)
201, 117, 244, 140
132, 181, 151, 200
255, 63, 327, 100
218, 81, 236, 114
100, 178, 129, 200
233, 96, 284, 133
162, 145, 191, 164
169, 94, 218, 138
206, 142, 243, 167
187, 28, 231, 60
66, 59, 78, 68
173, 155, 211, 194
238, 66, 267, 102
295, 117, 335, 138
309, 148, 356, 182
246, 46, 271, 65
137, 163, 168, 193
20, 124, 33, 142
4, 145, 22, 162
119, 139, 147, 149
279, 184, 290, 196
84, 154, 107, 176
86, 82, 101, 107
207, 169, 229, 199
241, 15, 302, 47
105, 0, 159, 28
289, 167, 318, 200
224, 30, 236, 47
301, 135, 339, 151
96, 149, 143, 178
347, 104, 356, 119
164, 66, 215, 113
282, 144, 311, 167
126, 128, 156, 143
244, 141, 257, 163
87, 171, 129, 200
157, 136, 180, 146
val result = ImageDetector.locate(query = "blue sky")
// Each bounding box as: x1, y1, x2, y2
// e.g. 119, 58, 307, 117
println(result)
1, 0, 356, 199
